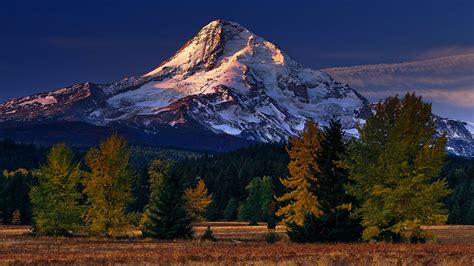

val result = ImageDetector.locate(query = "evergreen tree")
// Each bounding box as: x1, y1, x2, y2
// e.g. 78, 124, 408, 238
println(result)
224, 198, 239, 221
260, 176, 275, 222
317, 119, 350, 213
239, 176, 274, 225
184, 177, 213, 221
83, 134, 133, 237
29, 144, 83, 236
142, 160, 193, 239
345, 93, 451, 242
140, 160, 174, 227
276, 121, 323, 226
239, 177, 262, 224
287, 118, 361, 242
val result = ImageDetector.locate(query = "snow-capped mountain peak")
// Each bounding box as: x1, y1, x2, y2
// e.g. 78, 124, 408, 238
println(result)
103, 19, 357, 137
144, 20, 270, 77
0, 20, 472, 156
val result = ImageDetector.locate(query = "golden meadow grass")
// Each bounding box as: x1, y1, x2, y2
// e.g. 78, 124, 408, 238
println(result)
0, 223, 473, 265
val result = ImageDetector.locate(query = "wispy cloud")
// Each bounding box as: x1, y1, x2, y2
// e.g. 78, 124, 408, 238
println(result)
416, 46, 474, 60
363, 88, 474, 107
325, 53, 474, 94
324, 51, 474, 120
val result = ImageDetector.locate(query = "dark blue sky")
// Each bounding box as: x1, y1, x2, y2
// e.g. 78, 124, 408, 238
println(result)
1, 0, 473, 107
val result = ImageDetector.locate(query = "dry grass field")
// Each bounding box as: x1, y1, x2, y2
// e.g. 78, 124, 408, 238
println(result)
0, 223, 473, 265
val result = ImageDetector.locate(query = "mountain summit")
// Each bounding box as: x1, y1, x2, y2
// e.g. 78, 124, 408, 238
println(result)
0, 20, 472, 155
144, 20, 264, 77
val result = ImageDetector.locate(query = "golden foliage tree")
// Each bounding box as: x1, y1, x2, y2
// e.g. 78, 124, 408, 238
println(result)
83, 134, 133, 237
184, 177, 212, 221
276, 121, 323, 226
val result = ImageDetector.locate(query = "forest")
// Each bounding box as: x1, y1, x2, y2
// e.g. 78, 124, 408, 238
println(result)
0, 94, 473, 242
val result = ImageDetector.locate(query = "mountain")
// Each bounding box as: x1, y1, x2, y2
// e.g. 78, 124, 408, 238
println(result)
0, 20, 472, 156
434, 117, 474, 157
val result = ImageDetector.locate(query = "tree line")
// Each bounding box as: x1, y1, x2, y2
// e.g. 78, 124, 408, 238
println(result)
0, 93, 472, 242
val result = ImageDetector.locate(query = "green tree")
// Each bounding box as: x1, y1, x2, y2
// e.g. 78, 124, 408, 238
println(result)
142, 160, 193, 239
29, 144, 83, 236
140, 160, 174, 226
260, 176, 275, 222
345, 93, 451, 242
276, 121, 323, 226
239, 176, 274, 225
224, 198, 239, 221
83, 134, 133, 237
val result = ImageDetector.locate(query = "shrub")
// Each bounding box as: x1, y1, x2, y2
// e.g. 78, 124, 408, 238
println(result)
201, 226, 217, 242
267, 217, 277, 229
264, 231, 281, 244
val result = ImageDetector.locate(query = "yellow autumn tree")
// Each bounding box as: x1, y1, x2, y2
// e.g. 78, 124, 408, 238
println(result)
83, 134, 133, 237
184, 177, 213, 221
276, 121, 323, 226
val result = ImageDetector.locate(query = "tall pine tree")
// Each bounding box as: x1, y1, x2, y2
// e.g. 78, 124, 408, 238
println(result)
30, 144, 83, 236
142, 160, 193, 239
83, 134, 133, 237
276, 121, 323, 226
346, 93, 451, 242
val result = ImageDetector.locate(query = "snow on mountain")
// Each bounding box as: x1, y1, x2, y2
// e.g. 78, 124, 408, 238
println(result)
0, 20, 472, 155
464, 121, 474, 136
432, 116, 474, 157
103, 20, 367, 141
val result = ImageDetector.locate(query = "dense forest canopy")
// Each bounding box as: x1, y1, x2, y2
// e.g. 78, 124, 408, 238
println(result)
0, 138, 472, 225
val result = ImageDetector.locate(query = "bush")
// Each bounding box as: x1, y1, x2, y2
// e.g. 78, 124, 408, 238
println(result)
264, 231, 281, 244
201, 226, 217, 242
267, 217, 277, 229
